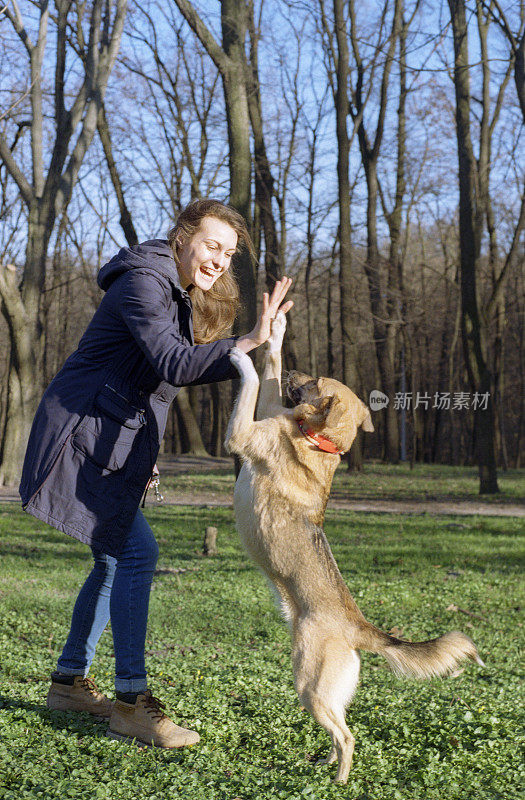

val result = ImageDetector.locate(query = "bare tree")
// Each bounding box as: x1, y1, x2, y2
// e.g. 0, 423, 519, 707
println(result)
481, 0, 525, 121
0, 0, 127, 485
348, 0, 404, 463
245, 0, 298, 369
97, 103, 138, 246
123, 2, 228, 210
118, 3, 235, 456
172, 0, 256, 335
447, 0, 525, 492
321, 0, 367, 468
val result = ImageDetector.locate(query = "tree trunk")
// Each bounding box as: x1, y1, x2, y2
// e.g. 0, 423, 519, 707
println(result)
175, 387, 208, 455
246, 1, 297, 369
0, 327, 39, 488
174, 0, 257, 333
221, 1, 256, 335
209, 383, 225, 456
493, 294, 508, 469
448, 0, 499, 492
0, 213, 50, 485
0, 0, 128, 485
362, 159, 397, 461
381, 12, 409, 463
334, 0, 363, 469
0, 352, 37, 486
349, 0, 402, 464
326, 244, 337, 378
305, 131, 318, 377
431, 273, 456, 463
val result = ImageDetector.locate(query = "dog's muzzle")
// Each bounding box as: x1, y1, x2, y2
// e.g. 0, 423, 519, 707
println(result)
286, 372, 317, 405
287, 384, 303, 405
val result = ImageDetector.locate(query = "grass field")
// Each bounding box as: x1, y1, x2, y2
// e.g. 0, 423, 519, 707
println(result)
157, 461, 525, 505
0, 501, 523, 799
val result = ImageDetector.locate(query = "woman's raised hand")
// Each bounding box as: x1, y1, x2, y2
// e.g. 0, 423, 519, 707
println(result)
257, 277, 293, 345
237, 277, 293, 352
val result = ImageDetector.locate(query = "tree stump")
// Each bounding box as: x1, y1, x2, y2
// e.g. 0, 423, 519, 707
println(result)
203, 526, 218, 556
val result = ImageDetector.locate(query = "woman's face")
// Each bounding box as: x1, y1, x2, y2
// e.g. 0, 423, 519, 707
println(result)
176, 216, 238, 291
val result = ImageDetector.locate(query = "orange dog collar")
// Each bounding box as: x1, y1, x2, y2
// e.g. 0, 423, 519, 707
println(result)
296, 419, 343, 455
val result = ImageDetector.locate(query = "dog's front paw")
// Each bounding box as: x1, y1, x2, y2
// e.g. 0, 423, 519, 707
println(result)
268, 310, 287, 352
229, 347, 259, 382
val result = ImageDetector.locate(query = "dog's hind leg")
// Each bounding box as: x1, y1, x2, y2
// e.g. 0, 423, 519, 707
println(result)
294, 632, 360, 784
311, 702, 355, 783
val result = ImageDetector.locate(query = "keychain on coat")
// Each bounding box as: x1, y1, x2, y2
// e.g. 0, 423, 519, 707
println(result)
142, 463, 164, 506
150, 474, 164, 503
150, 462, 164, 502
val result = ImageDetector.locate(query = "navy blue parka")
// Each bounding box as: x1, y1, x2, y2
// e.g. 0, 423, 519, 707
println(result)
19, 240, 238, 557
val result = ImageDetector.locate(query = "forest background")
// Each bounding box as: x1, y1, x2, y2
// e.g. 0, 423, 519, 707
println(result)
0, 0, 523, 494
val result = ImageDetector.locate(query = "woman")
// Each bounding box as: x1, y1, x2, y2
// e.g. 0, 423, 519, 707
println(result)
19, 199, 293, 748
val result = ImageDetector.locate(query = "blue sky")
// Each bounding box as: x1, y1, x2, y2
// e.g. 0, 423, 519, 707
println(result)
0, 0, 522, 269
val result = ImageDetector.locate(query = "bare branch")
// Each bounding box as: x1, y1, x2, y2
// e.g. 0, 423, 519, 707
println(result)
0, 83, 34, 123
53, 0, 128, 216
3, 0, 34, 54
0, 262, 28, 328
171, 0, 230, 73
30, 0, 50, 197
485, 187, 525, 321
0, 132, 34, 206
372, 0, 403, 160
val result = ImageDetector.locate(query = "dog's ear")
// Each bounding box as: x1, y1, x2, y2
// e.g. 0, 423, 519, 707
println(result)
318, 395, 345, 428
361, 405, 374, 432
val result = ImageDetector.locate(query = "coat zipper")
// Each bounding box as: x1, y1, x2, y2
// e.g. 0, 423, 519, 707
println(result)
104, 383, 146, 415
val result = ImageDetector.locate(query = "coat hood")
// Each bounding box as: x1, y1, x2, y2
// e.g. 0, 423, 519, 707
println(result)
98, 239, 188, 295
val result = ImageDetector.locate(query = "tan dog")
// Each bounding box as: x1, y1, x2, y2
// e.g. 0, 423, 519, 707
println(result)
225, 312, 484, 784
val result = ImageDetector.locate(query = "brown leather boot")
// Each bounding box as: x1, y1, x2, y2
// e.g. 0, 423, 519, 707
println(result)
47, 675, 114, 717
107, 690, 200, 748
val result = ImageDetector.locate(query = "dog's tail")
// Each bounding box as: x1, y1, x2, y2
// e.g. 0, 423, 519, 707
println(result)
353, 623, 485, 679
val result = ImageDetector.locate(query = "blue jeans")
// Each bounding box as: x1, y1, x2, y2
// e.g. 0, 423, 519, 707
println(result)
56, 509, 159, 693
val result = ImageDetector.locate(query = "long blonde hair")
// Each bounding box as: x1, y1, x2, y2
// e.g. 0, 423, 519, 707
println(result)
167, 199, 255, 344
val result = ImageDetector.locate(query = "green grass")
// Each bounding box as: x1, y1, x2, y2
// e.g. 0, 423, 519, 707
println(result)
158, 462, 525, 505
0, 503, 523, 799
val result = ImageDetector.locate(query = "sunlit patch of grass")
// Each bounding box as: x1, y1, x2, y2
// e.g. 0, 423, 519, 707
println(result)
156, 461, 524, 505
330, 462, 525, 504
0, 504, 523, 799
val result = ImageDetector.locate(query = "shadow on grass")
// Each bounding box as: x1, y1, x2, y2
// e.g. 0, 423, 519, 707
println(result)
0, 542, 90, 561
0, 693, 110, 735
0, 694, 186, 762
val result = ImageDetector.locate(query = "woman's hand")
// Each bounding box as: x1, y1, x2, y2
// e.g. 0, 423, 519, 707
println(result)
236, 277, 293, 353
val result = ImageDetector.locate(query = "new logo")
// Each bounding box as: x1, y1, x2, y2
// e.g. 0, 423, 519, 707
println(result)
369, 390, 389, 411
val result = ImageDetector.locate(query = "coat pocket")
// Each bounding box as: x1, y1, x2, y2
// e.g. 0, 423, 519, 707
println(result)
71, 385, 146, 472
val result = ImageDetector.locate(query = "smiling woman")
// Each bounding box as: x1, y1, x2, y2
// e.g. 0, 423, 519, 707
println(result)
176, 217, 237, 289
168, 199, 292, 351
167, 199, 252, 343
18, 197, 293, 752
